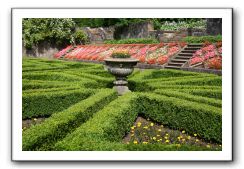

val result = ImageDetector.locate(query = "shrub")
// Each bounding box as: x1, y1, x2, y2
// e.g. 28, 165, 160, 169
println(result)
182, 35, 222, 43
104, 38, 159, 44
182, 89, 222, 100
22, 89, 93, 119
54, 93, 138, 150
73, 29, 89, 45
136, 93, 222, 143
154, 89, 222, 108
22, 89, 117, 150
23, 18, 76, 49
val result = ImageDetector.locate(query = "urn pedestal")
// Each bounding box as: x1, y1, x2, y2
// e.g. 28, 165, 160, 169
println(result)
104, 58, 139, 95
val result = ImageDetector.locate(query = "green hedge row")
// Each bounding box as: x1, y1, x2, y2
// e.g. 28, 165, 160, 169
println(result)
104, 38, 159, 44
182, 35, 222, 43
129, 69, 207, 81
22, 89, 93, 119
148, 76, 222, 89
22, 72, 86, 82
54, 93, 138, 151
149, 84, 221, 90
143, 74, 216, 84
181, 89, 222, 100
154, 89, 222, 108
22, 89, 117, 150
22, 80, 72, 90
136, 93, 222, 143
23, 86, 82, 94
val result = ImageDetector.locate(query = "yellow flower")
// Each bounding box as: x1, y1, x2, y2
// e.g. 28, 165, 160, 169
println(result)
161, 125, 164, 128
153, 137, 156, 140
137, 122, 142, 127
143, 132, 146, 135
164, 136, 168, 139
187, 136, 191, 140
143, 126, 148, 129
143, 141, 148, 144
195, 139, 199, 142
150, 123, 154, 127
206, 145, 211, 148
33, 118, 37, 121
177, 136, 181, 140
133, 140, 138, 144
131, 126, 135, 130
165, 140, 170, 143
165, 133, 169, 136
131, 130, 134, 133
182, 139, 186, 142
180, 135, 183, 139
158, 129, 162, 132
157, 135, 160, 137
194, 133, 197, 137
182, 130, 185, 134
131, 134, 134, 136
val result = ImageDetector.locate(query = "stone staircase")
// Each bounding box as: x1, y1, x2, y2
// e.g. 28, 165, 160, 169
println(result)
165, 44, 202, 69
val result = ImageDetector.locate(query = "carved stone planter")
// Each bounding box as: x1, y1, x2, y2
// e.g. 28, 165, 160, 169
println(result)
104, 58, 139, 95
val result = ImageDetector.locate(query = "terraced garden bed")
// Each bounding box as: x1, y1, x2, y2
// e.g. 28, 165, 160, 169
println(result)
22, 58, 222, 151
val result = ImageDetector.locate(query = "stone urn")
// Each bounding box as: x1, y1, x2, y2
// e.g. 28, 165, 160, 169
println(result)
104, 57, 139, 95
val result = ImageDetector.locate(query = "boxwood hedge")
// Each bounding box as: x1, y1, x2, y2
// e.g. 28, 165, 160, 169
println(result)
136, 93, 222, 143
22, 89, 93, 119
22, 89, 117, 150
54, 93, 138, 150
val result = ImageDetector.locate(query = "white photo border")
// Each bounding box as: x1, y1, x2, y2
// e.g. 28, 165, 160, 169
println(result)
12, 8, 233, 161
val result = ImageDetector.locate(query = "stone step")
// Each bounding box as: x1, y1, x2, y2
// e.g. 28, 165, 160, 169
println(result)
187, 44, 203, 48
165, 65, 181, 69
184, 47, 201, 50
167, 62, 184, 66
178, 53, 193, 56
170, 59, 188, 63
181, 50, 196, 53
175, 56, 192, 60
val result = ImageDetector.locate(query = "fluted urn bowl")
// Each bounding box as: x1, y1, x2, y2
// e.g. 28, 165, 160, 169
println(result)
104, 58, 139, 95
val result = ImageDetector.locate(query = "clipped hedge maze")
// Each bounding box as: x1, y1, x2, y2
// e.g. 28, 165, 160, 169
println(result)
22, 58, 222, 151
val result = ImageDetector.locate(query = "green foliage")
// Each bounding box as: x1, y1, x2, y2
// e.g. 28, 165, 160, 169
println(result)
136, 93, 222, 143
23, 18, 76, 49
73, 18, 204, 30
182, 89, 222, 100
73, 29, 89, 45
22, 89, 93, 119
54, 93, 138, 150
22, 58, 222, 151
104, 38, 159, 44
154, 89, 222, 108
22, 89, 117, 150
182, 35, 222, 43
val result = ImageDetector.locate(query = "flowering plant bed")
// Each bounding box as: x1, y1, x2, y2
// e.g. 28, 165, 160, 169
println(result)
22, 58, 222, 151
54, 42, 186, 65
189, 41, 222, 69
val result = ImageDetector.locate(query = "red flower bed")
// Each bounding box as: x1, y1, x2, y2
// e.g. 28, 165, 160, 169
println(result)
189, 41, 222, 70
54, 45, 73, 58
54, 42, 186, 65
